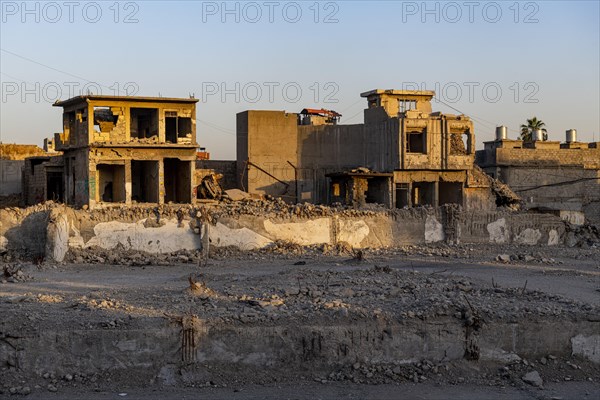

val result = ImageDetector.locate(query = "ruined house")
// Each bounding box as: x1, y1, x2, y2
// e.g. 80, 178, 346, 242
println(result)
21, 155, 64, 204
476, 129, 600, 225
236, 89, 495, 209
0, 143, 53, 197
43, 95, 199, 208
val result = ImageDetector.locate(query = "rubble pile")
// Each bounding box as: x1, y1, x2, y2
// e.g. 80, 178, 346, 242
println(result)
472, 165, 522, 209
1, 263, 33, 283
135, 266, 596, 326
205, 197, 387, 220
565, 223, 600, 248
65, 247, 202, 266
495, 253, 560, 265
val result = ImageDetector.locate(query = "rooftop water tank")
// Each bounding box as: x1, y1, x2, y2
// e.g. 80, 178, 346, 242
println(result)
495, 126, 507, 140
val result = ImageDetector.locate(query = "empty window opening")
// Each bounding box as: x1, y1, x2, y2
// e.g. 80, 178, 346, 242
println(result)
165, 113, 193, 144
399, 100, 417, 113
178, 117, 192, 138
131, 161, 159, 203
450, 132, 469, 155
46, 171, 63, 202
438, 181, 462, 206
130, 108, 159, 139
164, 158, 191, 203
97, 164, 125, 203
165, 111, 178, 143
30, 159, 46, 175
332, 183, 341, 197
407, 131, 426, 153
365, 177, 389, 205
395, 183, 410, 208
412, 182, 435, 206
68, 158, 76, 203
93, 107, 119, 133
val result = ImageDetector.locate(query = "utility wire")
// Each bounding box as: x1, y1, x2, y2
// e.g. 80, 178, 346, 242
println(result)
1, 48, 112, 89
513, 177, 599, 193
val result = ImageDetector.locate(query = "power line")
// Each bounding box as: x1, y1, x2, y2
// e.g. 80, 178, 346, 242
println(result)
514, 177, 599, 193
1, 48, 111, 89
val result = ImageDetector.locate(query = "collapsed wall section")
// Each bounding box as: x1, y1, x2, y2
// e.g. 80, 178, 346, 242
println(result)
0, 203, 570, 263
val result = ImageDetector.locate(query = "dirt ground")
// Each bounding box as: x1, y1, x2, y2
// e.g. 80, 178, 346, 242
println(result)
1, 243, 599, 398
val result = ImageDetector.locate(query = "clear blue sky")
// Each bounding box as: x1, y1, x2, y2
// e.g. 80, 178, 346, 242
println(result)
1, 1, 599, 159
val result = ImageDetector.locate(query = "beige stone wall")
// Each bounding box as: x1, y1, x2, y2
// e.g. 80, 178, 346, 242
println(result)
477, 142, 600, 223
494, 147, 599, 169
58, 98, 198, 149
237, 111, 298, 201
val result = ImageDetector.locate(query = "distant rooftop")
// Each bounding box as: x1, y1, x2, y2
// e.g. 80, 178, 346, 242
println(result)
360, 89, 436, 98
53, 95, 199, 107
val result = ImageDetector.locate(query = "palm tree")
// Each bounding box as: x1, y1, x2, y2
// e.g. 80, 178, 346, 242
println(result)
520, 117, 548, 141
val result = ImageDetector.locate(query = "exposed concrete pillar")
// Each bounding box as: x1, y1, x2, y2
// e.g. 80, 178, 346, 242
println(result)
158, 159, 165, 204
189, 160, 196, 202
125, 106, 131, 141
88, 167, 97, 209
399, 120, 406, 169
158, 109, 165, 143
125, 160, 132, 204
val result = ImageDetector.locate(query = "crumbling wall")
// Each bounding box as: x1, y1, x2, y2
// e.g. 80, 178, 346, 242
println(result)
459, 211, 565, 246
0, 160, 23, 195
1, 203, 571, 263
0, 205, 53, 258
22, 160, 48, 205
501, 166, 600, 225
0, 144, 48, 160
237, 111, 298, 201
196, 160, 237, 190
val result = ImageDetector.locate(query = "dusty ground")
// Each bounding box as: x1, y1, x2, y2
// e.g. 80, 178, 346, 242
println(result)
1, 243, 599, 398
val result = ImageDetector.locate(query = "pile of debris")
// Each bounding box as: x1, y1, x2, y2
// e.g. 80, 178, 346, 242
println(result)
65, 246, 203, 266
472, 165, 522, 209
565, 223, 600, 248
1, 263, 33, 283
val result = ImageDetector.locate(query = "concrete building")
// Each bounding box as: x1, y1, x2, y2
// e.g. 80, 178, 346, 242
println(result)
236, 89, 495, 209
0, 143, 52, 197
476, 130, 600, 224
21, 155, 64, 204
48, 95, 199, 208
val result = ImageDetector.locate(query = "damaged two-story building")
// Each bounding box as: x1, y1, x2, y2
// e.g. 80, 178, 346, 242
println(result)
235, 89, 496, 210
477, 128, 600, 224
23, 95, 199, 208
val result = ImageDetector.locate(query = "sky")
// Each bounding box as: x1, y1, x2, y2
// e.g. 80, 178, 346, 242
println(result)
1, 0, 599, 160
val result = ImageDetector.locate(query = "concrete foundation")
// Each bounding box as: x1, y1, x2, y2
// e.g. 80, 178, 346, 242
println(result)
0, 204, 568, 263
1, 317, 597, 385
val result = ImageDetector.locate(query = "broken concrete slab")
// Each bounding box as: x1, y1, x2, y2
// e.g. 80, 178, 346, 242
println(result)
225, 189, 251, 201
522, 370, 543, 387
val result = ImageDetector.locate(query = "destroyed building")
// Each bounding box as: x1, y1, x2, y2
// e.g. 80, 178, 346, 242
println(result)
0, 143, 53, 198
236, 89, 495, 209
26, 95, 200, 208
476, 128, 600, 225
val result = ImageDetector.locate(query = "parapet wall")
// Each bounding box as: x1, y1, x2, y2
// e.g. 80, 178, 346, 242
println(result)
0, 203, 569, 262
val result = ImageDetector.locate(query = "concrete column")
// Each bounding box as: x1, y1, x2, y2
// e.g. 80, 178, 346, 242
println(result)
399, 120, 405, 169
125, 106, 131, 141
88, 168, 98, 209
125, 160, 132, 204
86, 105, 94, 146
434, 181, 440, 207
189, 160, 196, 202
158, 108, 165, 143
158, 159, 165, 204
